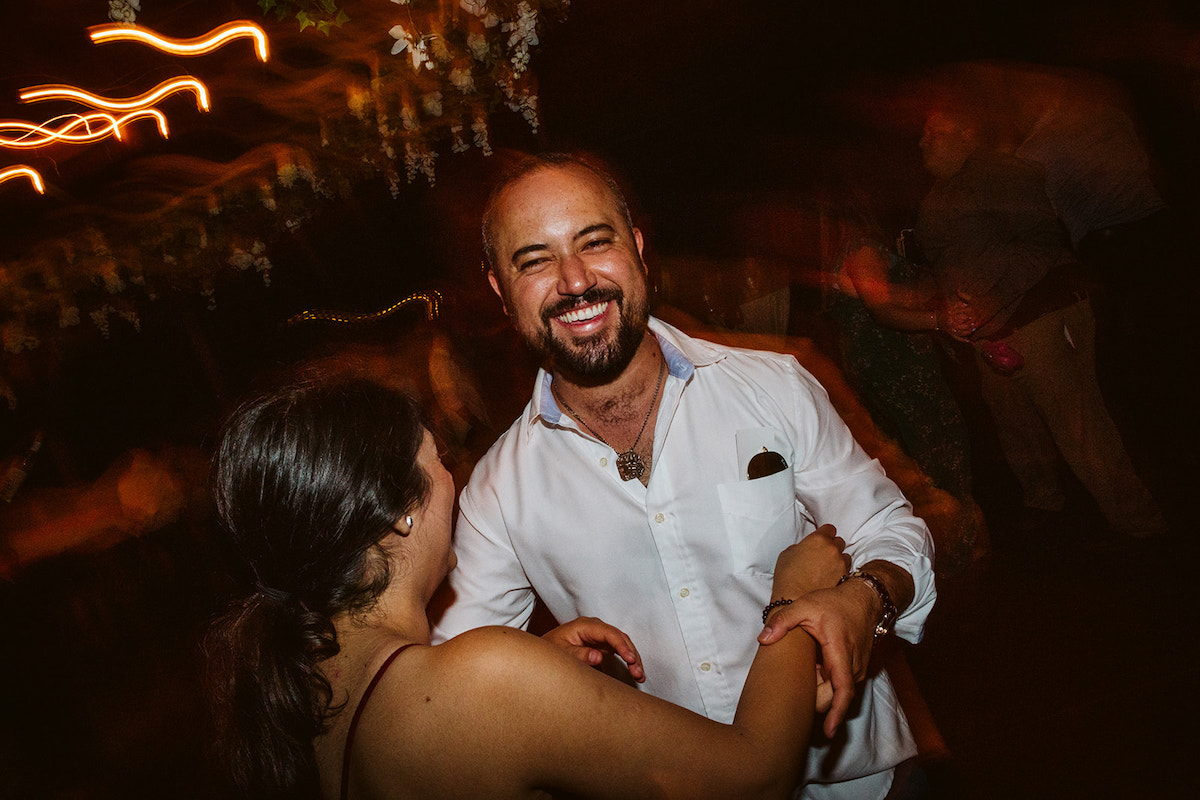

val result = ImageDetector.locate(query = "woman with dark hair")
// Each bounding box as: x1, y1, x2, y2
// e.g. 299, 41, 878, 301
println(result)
207, 373, 846, 800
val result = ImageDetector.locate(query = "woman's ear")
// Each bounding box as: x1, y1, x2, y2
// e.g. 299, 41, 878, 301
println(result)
395, 514, 414, 537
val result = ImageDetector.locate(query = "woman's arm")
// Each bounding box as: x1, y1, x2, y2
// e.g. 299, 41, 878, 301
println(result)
410, 533, 845, 799
843, 244, 941, 332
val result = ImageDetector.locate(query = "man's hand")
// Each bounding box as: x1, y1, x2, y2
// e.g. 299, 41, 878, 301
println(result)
542, 616, 646, 682
941, 296, 977, 341
760, 558, 914, 738
760, 579, 877, 737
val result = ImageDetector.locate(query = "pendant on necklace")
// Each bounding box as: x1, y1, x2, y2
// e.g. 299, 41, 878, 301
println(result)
615, 450, 645, 482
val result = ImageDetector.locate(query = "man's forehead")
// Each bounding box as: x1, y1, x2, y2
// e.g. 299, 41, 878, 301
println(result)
496, 166, 622, 227
504, 163, 608, 201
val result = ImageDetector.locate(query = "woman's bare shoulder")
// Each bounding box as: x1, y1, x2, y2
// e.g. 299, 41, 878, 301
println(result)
427, 626, 574, 687
340, 629, 576, 799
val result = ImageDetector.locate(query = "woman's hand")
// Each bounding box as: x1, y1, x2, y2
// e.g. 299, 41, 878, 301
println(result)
542, 617, 646, 682
770, 525, 850, 600
942, 298, 977, 340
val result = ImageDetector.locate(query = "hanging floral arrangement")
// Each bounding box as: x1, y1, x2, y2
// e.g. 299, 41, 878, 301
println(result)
0, 0, 570, 356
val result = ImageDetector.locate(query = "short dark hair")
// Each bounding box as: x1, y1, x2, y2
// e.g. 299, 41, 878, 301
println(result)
207, 371, 429, 798
481, 151, 635, 271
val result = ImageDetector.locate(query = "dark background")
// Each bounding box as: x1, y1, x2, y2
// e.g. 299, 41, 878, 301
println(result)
2, 2, 1198, 797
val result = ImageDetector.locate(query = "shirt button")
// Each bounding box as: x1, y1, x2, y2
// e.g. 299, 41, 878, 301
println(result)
679, 588, 689, 598
654, 513, 665, 524
599, 457, 608, 468
700, 662, 711, 672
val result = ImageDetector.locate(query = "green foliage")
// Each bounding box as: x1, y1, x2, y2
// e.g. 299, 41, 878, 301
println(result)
258, 0, 349, 35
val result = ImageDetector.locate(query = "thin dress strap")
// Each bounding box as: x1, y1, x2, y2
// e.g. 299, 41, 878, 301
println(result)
340, 643, 417, 800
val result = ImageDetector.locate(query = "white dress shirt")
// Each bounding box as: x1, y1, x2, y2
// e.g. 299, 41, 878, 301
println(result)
433, 318, 937, 800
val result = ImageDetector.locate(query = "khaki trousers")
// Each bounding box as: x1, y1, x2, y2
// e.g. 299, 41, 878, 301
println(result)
975, 299, 1165, 535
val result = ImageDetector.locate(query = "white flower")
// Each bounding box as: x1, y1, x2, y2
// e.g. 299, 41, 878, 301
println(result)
511, 49, 530, 74
392, 25, 431, 71
460, 0, 488, 16
450, 124, 470, 153
430, 36, 453, 64
400, 105, 419, 131
390, 24, 414, 56
471, 116, 492, 156
89, 306, 113, 338
505, 2, 539, 47
449, 67, 476, 93
413, 41, 429, 70
467, 32, 490, 61
228, 250, 254, 271
509, 92, 539, 133
422, 92, 443, 117
503, 2, 539, 75
108, 0, 137, 23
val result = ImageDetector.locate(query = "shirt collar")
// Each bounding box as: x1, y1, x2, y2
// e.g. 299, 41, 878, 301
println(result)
530, 316, 711, 427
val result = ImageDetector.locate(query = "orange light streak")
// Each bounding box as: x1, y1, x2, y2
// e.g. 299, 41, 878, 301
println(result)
1, 113, 118, 147
0, 166, 45, 194
88, 20, 269, 62
0, 109, 169, 149
112, 108, 170, 140
20, 77, 210, 113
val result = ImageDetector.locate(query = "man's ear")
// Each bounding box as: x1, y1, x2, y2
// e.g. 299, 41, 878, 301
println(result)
486, 270, 509, 316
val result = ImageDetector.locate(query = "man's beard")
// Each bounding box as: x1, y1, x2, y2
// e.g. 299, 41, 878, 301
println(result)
533, 287, 648, 381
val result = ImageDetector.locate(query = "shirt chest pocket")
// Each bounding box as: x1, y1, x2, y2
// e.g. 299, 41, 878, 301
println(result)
717, 466, 806, 576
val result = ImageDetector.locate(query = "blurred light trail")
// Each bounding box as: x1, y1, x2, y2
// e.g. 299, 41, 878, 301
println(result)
87, 20, 270, 62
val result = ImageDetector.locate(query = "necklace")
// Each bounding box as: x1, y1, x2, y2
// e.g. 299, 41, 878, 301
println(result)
553, 357, 666, 482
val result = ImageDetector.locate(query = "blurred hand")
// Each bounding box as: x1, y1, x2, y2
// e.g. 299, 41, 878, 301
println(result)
943, 297, 977, 340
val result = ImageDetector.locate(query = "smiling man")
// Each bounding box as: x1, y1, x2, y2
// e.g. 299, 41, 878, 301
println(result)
433, 152, 937, 799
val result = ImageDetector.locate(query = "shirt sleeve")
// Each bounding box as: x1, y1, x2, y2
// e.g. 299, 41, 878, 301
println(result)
429, 480, 537, 644
785, 359, 937, 643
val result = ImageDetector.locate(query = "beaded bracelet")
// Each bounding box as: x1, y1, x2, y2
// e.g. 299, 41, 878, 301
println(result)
762, 597, 793, 624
